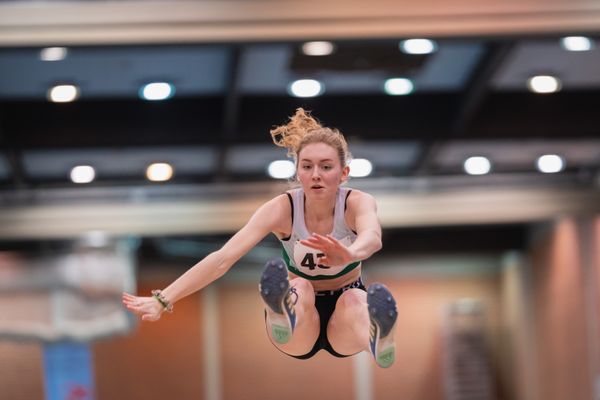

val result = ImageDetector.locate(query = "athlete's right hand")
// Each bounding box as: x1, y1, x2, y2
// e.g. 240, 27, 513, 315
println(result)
122, 292, 165, 321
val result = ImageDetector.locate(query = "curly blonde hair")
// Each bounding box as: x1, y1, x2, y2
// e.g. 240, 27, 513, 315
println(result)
270, 108, 351, 167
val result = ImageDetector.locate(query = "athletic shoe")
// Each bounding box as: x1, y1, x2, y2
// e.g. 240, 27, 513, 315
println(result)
259, 258, 297, 344
367, 283, 397, 368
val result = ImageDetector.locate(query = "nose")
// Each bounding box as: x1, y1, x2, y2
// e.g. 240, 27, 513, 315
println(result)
311, 167, 321, 180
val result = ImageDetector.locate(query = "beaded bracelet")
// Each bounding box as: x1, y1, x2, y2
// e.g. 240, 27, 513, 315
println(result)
151, 290, 174, 313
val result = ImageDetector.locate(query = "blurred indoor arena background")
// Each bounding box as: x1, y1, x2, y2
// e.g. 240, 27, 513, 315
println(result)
1, 0, 600, 399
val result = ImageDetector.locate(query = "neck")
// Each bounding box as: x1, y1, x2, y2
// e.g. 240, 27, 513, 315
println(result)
304, 191, 336, 220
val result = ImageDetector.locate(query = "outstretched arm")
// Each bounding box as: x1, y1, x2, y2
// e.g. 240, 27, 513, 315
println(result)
123, 194, 290, 321
300, 191, 382, 267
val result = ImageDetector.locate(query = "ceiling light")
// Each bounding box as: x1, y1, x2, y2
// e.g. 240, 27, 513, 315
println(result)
464, 156, 491, 175
140, 82, 175, 101
70, 165, 95, 184
48, 84, 79, 103
40, 47, 68, 61
349, 159, 373, 178
560, 36, 593, 52
288, 79, 323, 98
301, 41, 335, 56
384, 78, 414, 95
536, 154, 564, 173
399, 39, 437, 55
527, 75, 561, 94
267, 160, 295, 179
81, 230, 110, 248
146, 162, 174, 182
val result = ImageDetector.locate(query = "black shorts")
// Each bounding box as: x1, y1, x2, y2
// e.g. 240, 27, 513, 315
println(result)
267, 277, 366, 359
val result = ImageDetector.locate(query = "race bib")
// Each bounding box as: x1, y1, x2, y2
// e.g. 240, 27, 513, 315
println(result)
293, 236, 353, 276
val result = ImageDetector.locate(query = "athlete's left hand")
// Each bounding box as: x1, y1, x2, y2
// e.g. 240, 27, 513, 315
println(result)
300, 233, 357, 268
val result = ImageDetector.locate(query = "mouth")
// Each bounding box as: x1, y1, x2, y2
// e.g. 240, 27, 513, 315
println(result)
311, 185, 324, 190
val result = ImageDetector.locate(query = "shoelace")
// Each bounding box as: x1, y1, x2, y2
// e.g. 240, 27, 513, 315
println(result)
288, 286, 299, 306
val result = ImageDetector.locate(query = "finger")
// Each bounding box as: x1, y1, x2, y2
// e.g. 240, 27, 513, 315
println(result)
307, 234, 334, 247
123, 298, 140, 307
122, 298, 134, 306
299, 239, 325, 251
122, 293, 138, 301
311, 233, 331, 242
304, 235, 326, 245
318, 256, 332, 265
126, 305, 143, 316
313, 234, 339, 249
300, 241, 322, 250
324, 234, 342, 247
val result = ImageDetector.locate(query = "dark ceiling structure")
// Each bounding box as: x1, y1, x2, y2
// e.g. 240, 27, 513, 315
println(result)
0, 37, 599, 188
0, 0, 599, 241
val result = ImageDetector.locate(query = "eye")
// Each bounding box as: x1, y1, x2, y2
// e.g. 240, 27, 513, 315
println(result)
322, 165, 332, 170
302, 164, 312, 170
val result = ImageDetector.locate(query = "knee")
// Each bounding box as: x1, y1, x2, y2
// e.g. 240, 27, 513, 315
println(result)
290, 278, 315, 303
336, 289, 366, 312
290, 277, 313, 292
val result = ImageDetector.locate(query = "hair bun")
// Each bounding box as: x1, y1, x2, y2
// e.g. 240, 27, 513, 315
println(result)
270, 108, 322, 155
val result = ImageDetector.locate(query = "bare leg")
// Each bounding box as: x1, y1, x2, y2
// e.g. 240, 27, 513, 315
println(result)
263, 277, 320, 356
327, 289, 371, 354
328, 285, 397, 368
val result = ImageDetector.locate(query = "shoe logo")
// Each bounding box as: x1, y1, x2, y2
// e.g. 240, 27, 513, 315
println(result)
285, 294, 296, 317
283, 288, 298, 331
369, 319, 378, 355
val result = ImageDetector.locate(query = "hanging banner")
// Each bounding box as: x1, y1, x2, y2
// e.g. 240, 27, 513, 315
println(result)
43, 342, 95, 400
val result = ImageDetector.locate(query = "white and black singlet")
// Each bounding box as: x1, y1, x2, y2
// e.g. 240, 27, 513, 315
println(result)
279, 187, 360, 280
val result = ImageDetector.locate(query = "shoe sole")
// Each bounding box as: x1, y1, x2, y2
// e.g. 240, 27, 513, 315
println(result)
368, 283, 397, 368
259, 259, 293, 344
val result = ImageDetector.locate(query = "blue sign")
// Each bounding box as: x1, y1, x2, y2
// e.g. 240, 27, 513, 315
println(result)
43, 342, 95, 400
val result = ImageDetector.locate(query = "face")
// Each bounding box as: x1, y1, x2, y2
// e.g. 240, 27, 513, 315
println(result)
297, 142, 349, 198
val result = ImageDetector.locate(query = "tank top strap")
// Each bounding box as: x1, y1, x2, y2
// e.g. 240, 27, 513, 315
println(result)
289, 188, 310, 237
332, 187, 349, 234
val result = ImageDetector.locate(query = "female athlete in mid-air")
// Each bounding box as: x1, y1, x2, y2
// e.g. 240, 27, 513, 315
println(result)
123, 108, 398, 368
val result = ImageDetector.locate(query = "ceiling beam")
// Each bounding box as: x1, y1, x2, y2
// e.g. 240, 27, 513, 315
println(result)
0, 112, 27, 189
2, 1, 600, 46
450, 41, 514, 136
0, 176, 599, 240
215, 46, 242, 181
4, 149, 27, 189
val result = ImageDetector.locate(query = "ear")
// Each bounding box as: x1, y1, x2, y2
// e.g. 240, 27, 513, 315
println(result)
341, 165, 350, 182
